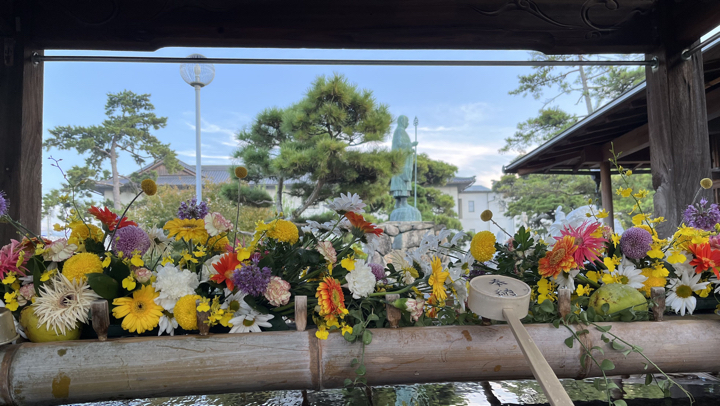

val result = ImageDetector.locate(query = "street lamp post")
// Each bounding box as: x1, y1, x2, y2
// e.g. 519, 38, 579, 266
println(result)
413, 116, 418, 208
180, 54, 215, 201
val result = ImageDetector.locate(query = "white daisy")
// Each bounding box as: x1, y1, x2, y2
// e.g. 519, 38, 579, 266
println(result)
450, 231, 467, 247
711, 276, 720, 293
666, 272, 708, 316
147, 227, 171, 257
346, 260, 377, 299
553, 269, 580, 291
33, 274, 100, 335
448, 252, 473, 281
327, 193, 366, 213
301, 220, 322, 235
615, 257, 647, 289
228, 301, 274, 333
158, 314, 178, 336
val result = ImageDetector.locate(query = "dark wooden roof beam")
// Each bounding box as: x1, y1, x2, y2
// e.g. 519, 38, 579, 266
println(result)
601, 124, 650, 160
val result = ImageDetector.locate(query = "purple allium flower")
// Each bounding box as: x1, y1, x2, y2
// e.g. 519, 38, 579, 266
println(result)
112, 225, 151, 256
619, 227, 653, 260
177, 198, 209, 220
369, 263, 386, 282
233, 256, 272, 296
683, 198, 720, 231
0, 191, 8, 217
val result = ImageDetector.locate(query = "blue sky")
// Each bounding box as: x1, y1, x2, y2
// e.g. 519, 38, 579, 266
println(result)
42, 47, 596, 196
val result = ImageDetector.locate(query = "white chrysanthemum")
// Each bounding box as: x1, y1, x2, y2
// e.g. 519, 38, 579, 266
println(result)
42, 239, 77, 262
553, 269, 580, 291
228, 301, 274, 333
158, 314, 178, 336
327, 193, 366, 214
201, 254, 222, 283
153, 264, 200, 311
147, 227, 171, 257
667, 272, 708, 316
449, 252, 473, 281
346, 260, 377, 299
614, 257, 647, 289
33, 274, 100, 335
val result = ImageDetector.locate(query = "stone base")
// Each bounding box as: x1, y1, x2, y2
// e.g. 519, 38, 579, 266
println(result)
368, 221, 444, 266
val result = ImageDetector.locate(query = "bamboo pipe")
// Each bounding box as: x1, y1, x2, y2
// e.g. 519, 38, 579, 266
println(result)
0, 320, 719, 406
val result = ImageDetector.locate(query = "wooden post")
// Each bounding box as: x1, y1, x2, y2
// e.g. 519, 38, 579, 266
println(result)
0, 38, 43, 243
558, 289, 572, 319
599, 161, 614, 230
90, 300, 109, 342
295, 296, 307, 332
197, 311, 210, 336
651, 287, 665, 322
385, 294, 401, 328
646, 41, 711, 238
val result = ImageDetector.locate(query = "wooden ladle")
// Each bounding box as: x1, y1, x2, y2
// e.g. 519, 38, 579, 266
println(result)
468, 275, 573, 406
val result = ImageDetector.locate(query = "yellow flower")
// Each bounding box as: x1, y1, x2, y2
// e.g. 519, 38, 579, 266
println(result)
62, 253, 104, 282
180, 249, 198, 265
633, 189, 648, 199
701, 178, 713, 189
209, 235, 230, 252
596, 209, 609, 219
639, 266, 667, 297
102, 254, 111, 268
625, 170, 632, 177
576, 284, 593, 296
193, 245, 207, 258
647, 242, 664, 259
428, 257, 449, 301
603, 256, 620, 273
161, 256, 174, 266
667, 250, 686, 264
163, 218, 208, 242
341, 257, 356, 272
40, 268, 57, 282
632, 213, 648, 226
3, 292, 18, 311
174, 294, 200, 330
326, 317, 340, 328
122, 275, 136, 291
611, 233, 621, 247
316, 325, 329, 340
234, 166, 248, 179
53, 223, 64, 232
341, 324, 353, 336
602, 273, 619, 285
470, 231, 496, 262
696, 283, 713, 298
130, 253, 144, 267
266, 219, 299, 244
197, 297, 211, 312
237, 247, 253, 262
67, 221, 104, 248
2, 272, 16, 285
616, 187, 632, 198
537, 278, 556, 303
112, 285, 164, 334
140, 179, 157, 196
586, 271, 600, 284
480, 210, 493, 222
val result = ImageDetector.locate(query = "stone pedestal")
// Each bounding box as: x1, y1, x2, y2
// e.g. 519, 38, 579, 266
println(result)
389, 196, 422, 222
368, 221, 443, 266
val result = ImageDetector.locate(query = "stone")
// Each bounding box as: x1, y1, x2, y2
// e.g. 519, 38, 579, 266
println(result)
374, 234, 393, 256
398, 224, 414, 233
384, 224, 400, 236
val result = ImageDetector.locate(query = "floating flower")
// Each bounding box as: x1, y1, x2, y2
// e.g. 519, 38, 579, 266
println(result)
683, 198, 720, 232
62, 253, 103, 282
211, 252, 241, 290
204, 212, 233, 236
666, 272, 708, 316
538, 236, 577, 278
345, 212, 383, 237
34, 274, 100, 335
688, 243, 720, 278
619, 227, 653, 259
228, 301, 274, 333
153, 264, 200, 311
327, 193, 366, 214
559, 220, 606, 265
346, 260, 376, 299
42, 239, 77, 262
233, 257, 272, 296
177, 198, 209, 220
112, 225, 151, 257
470, 231, 496, 262
140, 179, 157, 196
428, 256, 449, 302
266, 219, 299, 244
316, 277, 348, 321
173, 294, 200, 330
264, 276, 291, 307
113, 285, 164, 334
88, 206, 136, 231
163, 218, 208, 242
0, 191, 8, 217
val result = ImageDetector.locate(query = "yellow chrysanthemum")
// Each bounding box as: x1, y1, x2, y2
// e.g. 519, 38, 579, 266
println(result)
163, 218, 208, 242
266, 219, 299, 244
112, 285, 164, 334
480, 210, 493, 222
62, 253, 104, 282
234, 166, 248, 179
701, 178, 713, 189
141, 179, 157, 196
174, 294, 200, 330
67, 221, 104, 247
470, 231, 496, 262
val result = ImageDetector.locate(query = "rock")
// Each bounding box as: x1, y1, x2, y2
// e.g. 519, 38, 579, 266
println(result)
413, 222, 435, 231
374, 235, 393, 256
384, 224, 400, 236
398, 224, 414, 233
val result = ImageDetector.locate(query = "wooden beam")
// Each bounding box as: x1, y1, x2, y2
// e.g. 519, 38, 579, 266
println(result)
646, 43, 712, 238
706, 85, 720, 121
0, 34, 43, 242
601, 124, 650, 161
600, 161, 614, 230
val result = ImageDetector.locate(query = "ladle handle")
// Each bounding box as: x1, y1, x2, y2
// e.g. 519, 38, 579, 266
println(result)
502, 308, 574, 406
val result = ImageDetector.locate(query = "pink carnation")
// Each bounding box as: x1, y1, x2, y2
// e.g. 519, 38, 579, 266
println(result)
19, 284, 35, 301
134, 268, 153, 284
204, 212, 233, 236
406, 298, 425, 322
317, 241, 337, 264
710, 235, 720, 251
263, 276, 291, 307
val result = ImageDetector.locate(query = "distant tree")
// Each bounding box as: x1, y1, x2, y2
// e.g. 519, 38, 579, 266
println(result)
500, 108, 579, 155
42, 165, 105, 222
44, 90, 179, 210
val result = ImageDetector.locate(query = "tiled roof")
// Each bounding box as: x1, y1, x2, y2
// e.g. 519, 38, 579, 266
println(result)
94, 160, 233, 191
463, 185, 491, 192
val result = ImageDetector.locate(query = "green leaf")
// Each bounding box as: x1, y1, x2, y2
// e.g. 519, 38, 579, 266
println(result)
606, 382, 619, 390
591, 346, 604, 356
577, 329, 589, 336
595, 325, 612, 333
540, 299, 554, 313
611, 340, 626, 351
645, 374, 653, 385
243, 295, 269, 315
367, 313, 380, 322
106, 257, 131, 284
564, 336, 574, 348
362, 330, 373, 345
580, 353, 588, 370
552, 319, 561, 329
265, 315, 290, 331
601, 303, 610, 315
601, 334, 610, 343
600, 359, 615, 371
343, 378, 353, 387
622, 350, 632, 358
593, 378, 601, 391
351, 358, 359, 366
355, 364, 366, 376
613, 400, 627, 406
86, 273, 120, 301
643, 362, 648, 370
84, 238, 106, 256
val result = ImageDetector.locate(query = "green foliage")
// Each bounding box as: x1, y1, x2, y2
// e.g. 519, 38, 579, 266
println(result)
42, 165, 103, 221
220, 183, 274, 208
499, 107, 579, 155
44, 90, 178, 210
415, 153, 457, 186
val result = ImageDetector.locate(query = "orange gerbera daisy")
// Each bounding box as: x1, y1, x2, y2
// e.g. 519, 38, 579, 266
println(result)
345, 212, 383, 236
689, 243, 720, 278
211, 252, 241, 290
316, 276, 348, 321
539, 236, 578, 278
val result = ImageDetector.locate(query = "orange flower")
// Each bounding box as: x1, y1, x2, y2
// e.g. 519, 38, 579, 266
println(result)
88, 206, 136, 231
211, 252, 241, 290
316, 276, 347, 321
538, 236, 578, 278
345, 212, 383, 236
689, 243, 720, 278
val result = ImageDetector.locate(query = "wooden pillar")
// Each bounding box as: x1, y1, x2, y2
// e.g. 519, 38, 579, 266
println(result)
0, 33, 43, 242
646, 44, 711, 238
599, 161, 614, 230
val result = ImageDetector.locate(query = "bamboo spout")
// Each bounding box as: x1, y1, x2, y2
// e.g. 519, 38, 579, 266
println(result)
0, 319, 719, 406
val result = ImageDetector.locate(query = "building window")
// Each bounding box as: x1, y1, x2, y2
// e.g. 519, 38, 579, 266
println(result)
458, 199, 463, 219
468, 200, 475, 212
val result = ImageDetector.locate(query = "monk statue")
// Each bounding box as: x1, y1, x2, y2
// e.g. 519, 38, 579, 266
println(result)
389, 115, 422, 222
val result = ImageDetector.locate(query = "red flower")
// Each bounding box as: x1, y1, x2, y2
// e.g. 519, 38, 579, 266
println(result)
211, 252, 241, 290
689, 243, 720, 278
345, 212, 383, 236
88, 206, 137, 231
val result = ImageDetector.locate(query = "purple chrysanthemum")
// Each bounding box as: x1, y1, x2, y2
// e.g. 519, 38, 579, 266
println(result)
369, 263, 386, 282
112, 225, 151, 256
0, 191, 8, 217
683, 198, 720, 231
619, 227, 653, 260
233, 257, 272, 296
177, 198, 209, 220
